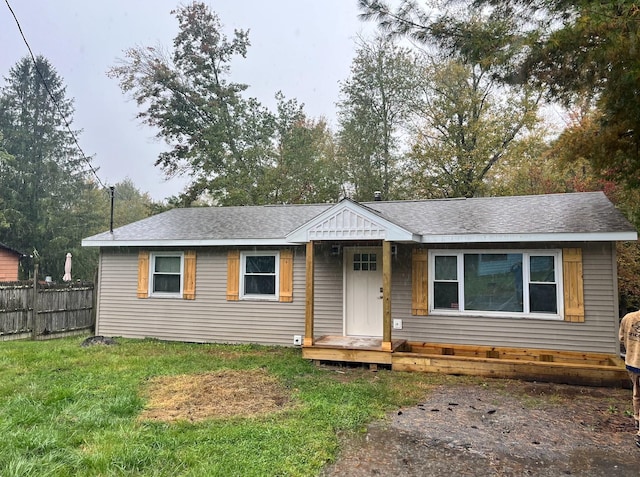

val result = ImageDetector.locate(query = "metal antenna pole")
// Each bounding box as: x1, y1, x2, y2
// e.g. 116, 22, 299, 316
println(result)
109, 186, 115, 233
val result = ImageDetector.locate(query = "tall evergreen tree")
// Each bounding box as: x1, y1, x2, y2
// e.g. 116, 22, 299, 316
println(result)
0, 136, 13, 231
0, 56, 94, 279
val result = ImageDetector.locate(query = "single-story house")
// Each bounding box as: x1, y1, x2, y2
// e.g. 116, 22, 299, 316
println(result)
0, 242, 23, 282
82, 192, 639, 385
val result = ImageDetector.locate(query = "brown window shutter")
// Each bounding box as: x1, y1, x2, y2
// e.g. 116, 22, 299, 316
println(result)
137, 250, 149, 298
563, 248, 585, 322
412, 248, 428, 316
183, 250, 196, 300
279, 249, 294, 302
227, 250, 240, 301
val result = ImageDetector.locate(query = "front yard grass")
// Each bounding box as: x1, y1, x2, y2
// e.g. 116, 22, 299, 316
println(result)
0, 337, 451, 476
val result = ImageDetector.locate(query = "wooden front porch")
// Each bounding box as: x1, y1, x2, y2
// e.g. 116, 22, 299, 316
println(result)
302, 337, 630, 388
300, 236, 628, 388
302, 336, 409, 365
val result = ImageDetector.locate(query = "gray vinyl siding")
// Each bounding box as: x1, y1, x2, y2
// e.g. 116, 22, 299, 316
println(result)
387, 242, 620, 354
96, 242, 620, 353
96, 247, 308, 346
313, 244, 344, 336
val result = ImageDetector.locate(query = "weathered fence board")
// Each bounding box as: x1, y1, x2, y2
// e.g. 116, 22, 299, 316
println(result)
0, 282, 94, 340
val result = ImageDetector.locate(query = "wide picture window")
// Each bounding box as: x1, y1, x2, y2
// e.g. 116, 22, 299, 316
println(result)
241, 252, 279, 299
431, 251, 561, 318
150, 252, 183, 297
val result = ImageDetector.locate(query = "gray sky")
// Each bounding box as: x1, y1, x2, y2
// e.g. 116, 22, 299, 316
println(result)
1, 1, 372, 201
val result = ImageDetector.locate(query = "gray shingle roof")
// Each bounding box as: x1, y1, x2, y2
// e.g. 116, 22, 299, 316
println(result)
84, 203, 331, 243
366, 192, 634, 236
82, 192, 636, 246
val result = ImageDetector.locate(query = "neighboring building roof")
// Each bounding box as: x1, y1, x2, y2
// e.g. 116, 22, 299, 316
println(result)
0, 242, 24, 256
81, 192, 638, 247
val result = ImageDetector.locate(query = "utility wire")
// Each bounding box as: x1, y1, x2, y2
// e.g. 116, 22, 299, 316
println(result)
3, 0, 108, 190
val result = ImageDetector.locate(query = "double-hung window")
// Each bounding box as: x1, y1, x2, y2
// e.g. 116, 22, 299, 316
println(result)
240, 251, 279, 300
430, 250, 562, 319
149, 252, 184, 297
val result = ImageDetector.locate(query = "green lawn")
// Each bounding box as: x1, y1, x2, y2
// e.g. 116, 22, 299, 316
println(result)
0, 336, 450, 476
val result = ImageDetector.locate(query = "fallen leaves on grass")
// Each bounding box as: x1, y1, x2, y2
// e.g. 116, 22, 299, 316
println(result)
139, 369, 291, 422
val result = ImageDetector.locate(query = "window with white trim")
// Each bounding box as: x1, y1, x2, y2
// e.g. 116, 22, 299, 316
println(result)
149, 252, 184, 297
240, 251, 280, 300
430, 250, 562, 319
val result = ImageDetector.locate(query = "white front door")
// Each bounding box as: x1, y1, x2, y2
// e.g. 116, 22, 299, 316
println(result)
344, 247, 383, 337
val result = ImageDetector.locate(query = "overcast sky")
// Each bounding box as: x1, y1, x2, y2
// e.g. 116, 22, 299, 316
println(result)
1, 1, 374, 201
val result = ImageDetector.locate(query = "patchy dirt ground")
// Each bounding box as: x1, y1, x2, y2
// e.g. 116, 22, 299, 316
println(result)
321, 381, 639, 477
137, 368, 638, 476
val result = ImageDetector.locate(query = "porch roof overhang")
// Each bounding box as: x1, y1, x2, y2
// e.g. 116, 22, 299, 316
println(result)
285, 199, 418, 243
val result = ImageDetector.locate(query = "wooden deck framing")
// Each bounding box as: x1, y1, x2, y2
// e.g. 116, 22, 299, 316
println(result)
302, 337, 629, 388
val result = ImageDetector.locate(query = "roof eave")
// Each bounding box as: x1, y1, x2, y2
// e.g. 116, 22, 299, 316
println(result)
82, 231, 637, 248
81, 238, 294, 248
419, 231, 638, 244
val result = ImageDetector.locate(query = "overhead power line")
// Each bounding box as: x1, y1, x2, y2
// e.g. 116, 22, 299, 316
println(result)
3, 0, 108, 190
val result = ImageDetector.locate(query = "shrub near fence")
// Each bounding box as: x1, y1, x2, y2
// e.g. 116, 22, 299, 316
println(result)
0, 281, 94, 341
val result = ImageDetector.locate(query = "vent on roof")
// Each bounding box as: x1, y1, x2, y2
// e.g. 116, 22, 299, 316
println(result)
374, 191, 382, 201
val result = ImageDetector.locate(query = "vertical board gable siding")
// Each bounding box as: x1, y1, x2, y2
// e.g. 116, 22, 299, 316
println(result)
96, 248, 306, 346
389, 243, 618, 354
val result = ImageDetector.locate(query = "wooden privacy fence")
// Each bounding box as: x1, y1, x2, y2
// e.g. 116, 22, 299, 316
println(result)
0, 281, 94, 341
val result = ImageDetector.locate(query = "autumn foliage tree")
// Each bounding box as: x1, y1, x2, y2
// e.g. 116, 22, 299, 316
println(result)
360, 0, 640, 189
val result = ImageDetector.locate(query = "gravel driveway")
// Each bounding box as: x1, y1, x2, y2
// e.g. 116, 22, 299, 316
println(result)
321, 380, 638, 476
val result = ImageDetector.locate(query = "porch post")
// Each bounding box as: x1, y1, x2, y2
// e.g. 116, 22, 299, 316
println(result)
304, 241, 315, 346
382, 240, 392, 351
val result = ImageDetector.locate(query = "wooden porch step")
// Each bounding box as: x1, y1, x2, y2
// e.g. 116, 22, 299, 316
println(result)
302, 336, 408, 365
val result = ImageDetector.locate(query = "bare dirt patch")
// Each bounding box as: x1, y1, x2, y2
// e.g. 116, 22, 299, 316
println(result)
322, 380, 639, 477
139, 369, 291, 422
